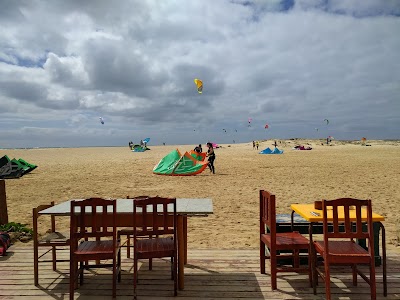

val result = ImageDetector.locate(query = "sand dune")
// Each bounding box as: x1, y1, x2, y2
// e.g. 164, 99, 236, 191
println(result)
1, 139, 399, 252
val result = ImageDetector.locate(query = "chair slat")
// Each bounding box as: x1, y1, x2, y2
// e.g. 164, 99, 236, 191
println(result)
344, 205, 351, 233
332, 206, 339, 233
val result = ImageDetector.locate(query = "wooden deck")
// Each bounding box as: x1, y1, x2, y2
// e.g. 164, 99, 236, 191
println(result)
1, 247, 399, 299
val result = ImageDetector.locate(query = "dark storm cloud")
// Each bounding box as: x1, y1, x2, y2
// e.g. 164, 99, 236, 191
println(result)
82, 38, 166, 98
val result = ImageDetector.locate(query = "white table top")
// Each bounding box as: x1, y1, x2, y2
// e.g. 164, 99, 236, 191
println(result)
40, 198, 213, 216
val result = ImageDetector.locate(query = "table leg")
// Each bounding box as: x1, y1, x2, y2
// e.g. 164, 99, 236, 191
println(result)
177, 215, 184, 290
309, 222, 317, 293
291, 210, 295, 232
184, 216, 188, 264
378, 222, 387, 296
357, 222, 382, 266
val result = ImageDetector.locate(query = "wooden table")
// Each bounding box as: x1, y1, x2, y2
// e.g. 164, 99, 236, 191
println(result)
291, 203, 385, 223
40, 198, 213, 290
291, 203, 387, 295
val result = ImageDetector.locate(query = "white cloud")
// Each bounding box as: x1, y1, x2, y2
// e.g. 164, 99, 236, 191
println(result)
0, 0, 399, 148
44, 53, 89, 86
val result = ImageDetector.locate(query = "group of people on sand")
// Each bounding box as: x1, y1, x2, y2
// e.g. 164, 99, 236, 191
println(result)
252, 140, 259, 150
252, 140, 279, 150
194, 143, 216, 174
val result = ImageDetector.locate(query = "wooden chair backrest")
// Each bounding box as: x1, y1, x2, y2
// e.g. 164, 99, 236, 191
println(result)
322, 198, 374, 255
260, 190, 276, 238
133, 196, 176, 237
70, 198, 117, 241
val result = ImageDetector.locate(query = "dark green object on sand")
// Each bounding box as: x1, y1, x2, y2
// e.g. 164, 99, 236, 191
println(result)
0, 155, 38, 179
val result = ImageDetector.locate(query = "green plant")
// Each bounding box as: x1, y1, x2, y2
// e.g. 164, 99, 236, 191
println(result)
0, 222, 33, 234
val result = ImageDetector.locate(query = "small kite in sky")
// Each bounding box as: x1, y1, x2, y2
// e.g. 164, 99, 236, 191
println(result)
99, 117, 104, 124
248, 118, 252, 127
194, 78, 203, 94
264, 123, 269, 129
324, 119, 329, 125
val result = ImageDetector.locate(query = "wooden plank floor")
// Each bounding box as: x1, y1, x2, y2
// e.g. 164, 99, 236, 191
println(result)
1, 247, 399, 299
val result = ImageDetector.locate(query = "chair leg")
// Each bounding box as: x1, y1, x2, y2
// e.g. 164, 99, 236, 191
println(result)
174, 254, 178, 296
33, 245, 39, 286
270, 250, 277, 290
134, 253, 138, 297
308, 247, 312, 288
79, 261, 84, 285
127, 235, 131, 258
118, 248, 121, 282
352, 264, 357, 286
312, 247, 318, 295
370, 262, 377, 300
171, 257, 173, 280
324, 260, 331, 300
293, 249, 300, 268
112, 257, 116, 298
52, 246, 57, 271
260, 241, 266, 274
380, 222, 387, 296
70, 258, 75, 300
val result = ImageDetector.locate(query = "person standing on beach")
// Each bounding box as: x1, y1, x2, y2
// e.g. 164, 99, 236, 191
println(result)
253, 141, 255, 150
206, 142, 216, 174
256, 141, 259, 150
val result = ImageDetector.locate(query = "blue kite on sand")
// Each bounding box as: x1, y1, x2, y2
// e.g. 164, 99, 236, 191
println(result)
259, 147, 283, 154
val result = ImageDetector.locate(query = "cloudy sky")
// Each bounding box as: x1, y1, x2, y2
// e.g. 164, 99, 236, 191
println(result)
1, 0, 399, 148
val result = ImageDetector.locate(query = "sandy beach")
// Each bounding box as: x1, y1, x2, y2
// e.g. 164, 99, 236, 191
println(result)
1, 139, 400, 252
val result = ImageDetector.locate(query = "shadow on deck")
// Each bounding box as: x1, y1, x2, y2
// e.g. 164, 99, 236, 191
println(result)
1, 247, 399, 299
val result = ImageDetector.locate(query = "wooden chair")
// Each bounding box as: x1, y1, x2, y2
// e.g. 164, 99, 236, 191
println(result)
133, 196, 177, 298
260, 190, 311, 290
117, 195, 149, 259
70, 198, 121, 300
33, 201, 70, 286
311, 198, 377, 300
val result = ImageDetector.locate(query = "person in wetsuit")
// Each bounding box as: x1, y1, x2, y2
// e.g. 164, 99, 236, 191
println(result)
206, 142, 216, 174
194, 144, 202, 153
